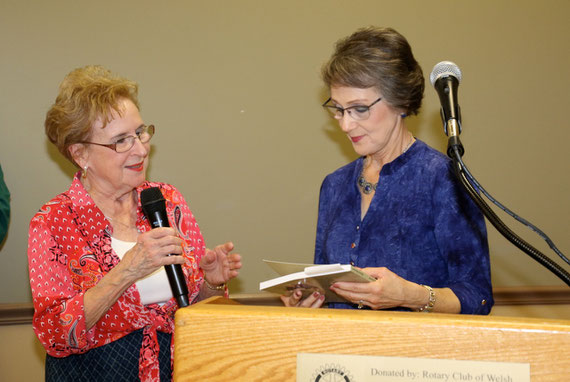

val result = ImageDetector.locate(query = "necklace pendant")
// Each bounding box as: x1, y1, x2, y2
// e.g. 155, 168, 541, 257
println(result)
357, 175, 376, 195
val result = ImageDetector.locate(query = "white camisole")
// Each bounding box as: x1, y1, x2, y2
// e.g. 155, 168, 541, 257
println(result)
111, 237, 173, 305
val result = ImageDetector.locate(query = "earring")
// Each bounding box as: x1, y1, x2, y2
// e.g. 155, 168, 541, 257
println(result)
82, 165, 88, 179
400, 113, 407, 118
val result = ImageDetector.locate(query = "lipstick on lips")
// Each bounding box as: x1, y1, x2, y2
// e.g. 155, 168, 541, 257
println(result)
126, 161, 145, 172
350, 135, 364, 143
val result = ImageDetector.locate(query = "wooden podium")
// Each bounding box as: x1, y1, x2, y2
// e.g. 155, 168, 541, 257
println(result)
174, 296, 570, 381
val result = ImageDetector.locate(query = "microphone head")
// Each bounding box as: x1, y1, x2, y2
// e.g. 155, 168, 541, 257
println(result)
140, 187, 166, 215
430, 61, 462, 86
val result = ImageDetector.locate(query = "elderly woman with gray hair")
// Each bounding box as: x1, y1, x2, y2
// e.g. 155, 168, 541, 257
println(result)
282, 27, 493, 315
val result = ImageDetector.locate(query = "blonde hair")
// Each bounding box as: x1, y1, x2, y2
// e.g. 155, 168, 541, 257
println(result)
322, 26, 424, 116
45, 65, 140, 165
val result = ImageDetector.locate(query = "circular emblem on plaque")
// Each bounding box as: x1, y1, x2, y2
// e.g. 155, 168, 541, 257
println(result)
312, 364, 353, 382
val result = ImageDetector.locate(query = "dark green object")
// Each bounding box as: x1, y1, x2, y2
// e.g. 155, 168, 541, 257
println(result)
0, 164, 10, 243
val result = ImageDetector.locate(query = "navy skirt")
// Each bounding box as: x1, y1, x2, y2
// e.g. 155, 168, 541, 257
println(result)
45, 329, 172, 381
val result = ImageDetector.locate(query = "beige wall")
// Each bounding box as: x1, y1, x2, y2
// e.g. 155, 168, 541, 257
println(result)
0, 0, 569, 303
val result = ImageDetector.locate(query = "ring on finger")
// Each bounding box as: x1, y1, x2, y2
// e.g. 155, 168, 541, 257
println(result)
357, 300, 364, 309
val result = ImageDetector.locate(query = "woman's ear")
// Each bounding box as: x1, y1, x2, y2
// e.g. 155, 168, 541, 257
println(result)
68, 143, 88, 168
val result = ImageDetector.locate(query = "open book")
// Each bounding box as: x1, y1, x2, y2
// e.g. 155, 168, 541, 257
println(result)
259, 260, 376, 303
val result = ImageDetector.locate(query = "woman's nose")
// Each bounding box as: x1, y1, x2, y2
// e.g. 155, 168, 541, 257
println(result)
133, 136, 150, 156
338, 114, 356, 133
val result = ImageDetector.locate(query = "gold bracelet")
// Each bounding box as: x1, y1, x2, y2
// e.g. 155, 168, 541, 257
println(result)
204, 279, 226, 291
418, 285, 436, 313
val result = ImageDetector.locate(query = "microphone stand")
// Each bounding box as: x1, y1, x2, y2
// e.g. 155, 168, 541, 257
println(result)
446, 136, 570, 286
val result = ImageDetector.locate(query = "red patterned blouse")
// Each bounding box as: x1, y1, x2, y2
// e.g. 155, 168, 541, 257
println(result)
28, 173, 206, 381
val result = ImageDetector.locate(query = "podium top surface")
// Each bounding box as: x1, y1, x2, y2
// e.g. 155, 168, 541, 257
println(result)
176, 296, 570, 330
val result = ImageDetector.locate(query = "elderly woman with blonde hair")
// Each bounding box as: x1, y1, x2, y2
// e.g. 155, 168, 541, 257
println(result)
28, 65, 242, 381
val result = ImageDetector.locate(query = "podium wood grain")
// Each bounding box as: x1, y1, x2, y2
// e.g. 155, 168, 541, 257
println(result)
174, 297, 570, 381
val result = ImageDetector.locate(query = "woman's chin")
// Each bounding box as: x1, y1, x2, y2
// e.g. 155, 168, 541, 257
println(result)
125, 172, 147, 188
352, 146, 371, 157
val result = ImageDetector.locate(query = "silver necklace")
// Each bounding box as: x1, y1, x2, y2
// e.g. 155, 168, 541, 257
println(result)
357, 137, 414, 195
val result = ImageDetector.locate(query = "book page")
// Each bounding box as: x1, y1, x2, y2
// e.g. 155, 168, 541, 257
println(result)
262, 259, 314, 276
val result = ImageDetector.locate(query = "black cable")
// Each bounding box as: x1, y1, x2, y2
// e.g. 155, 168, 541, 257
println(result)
457, 154, 569, 265
449, 145, 570, 286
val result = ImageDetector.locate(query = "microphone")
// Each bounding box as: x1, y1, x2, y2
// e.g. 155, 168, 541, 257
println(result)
430, 61, 464, 157
140, 187, 190, 308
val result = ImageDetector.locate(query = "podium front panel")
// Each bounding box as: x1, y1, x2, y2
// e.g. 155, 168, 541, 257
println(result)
174, 297, 570, 381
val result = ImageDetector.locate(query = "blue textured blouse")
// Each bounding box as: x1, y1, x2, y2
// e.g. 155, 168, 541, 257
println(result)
314, 140, 493, 314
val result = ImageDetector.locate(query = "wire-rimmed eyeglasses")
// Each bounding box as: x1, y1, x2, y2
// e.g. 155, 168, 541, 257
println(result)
322, 97, 382, 121
79, 124, 155, 153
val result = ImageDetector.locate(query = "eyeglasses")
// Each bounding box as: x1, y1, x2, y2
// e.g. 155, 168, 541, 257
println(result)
80, 124, 155, 153
322, 97, 382, 121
